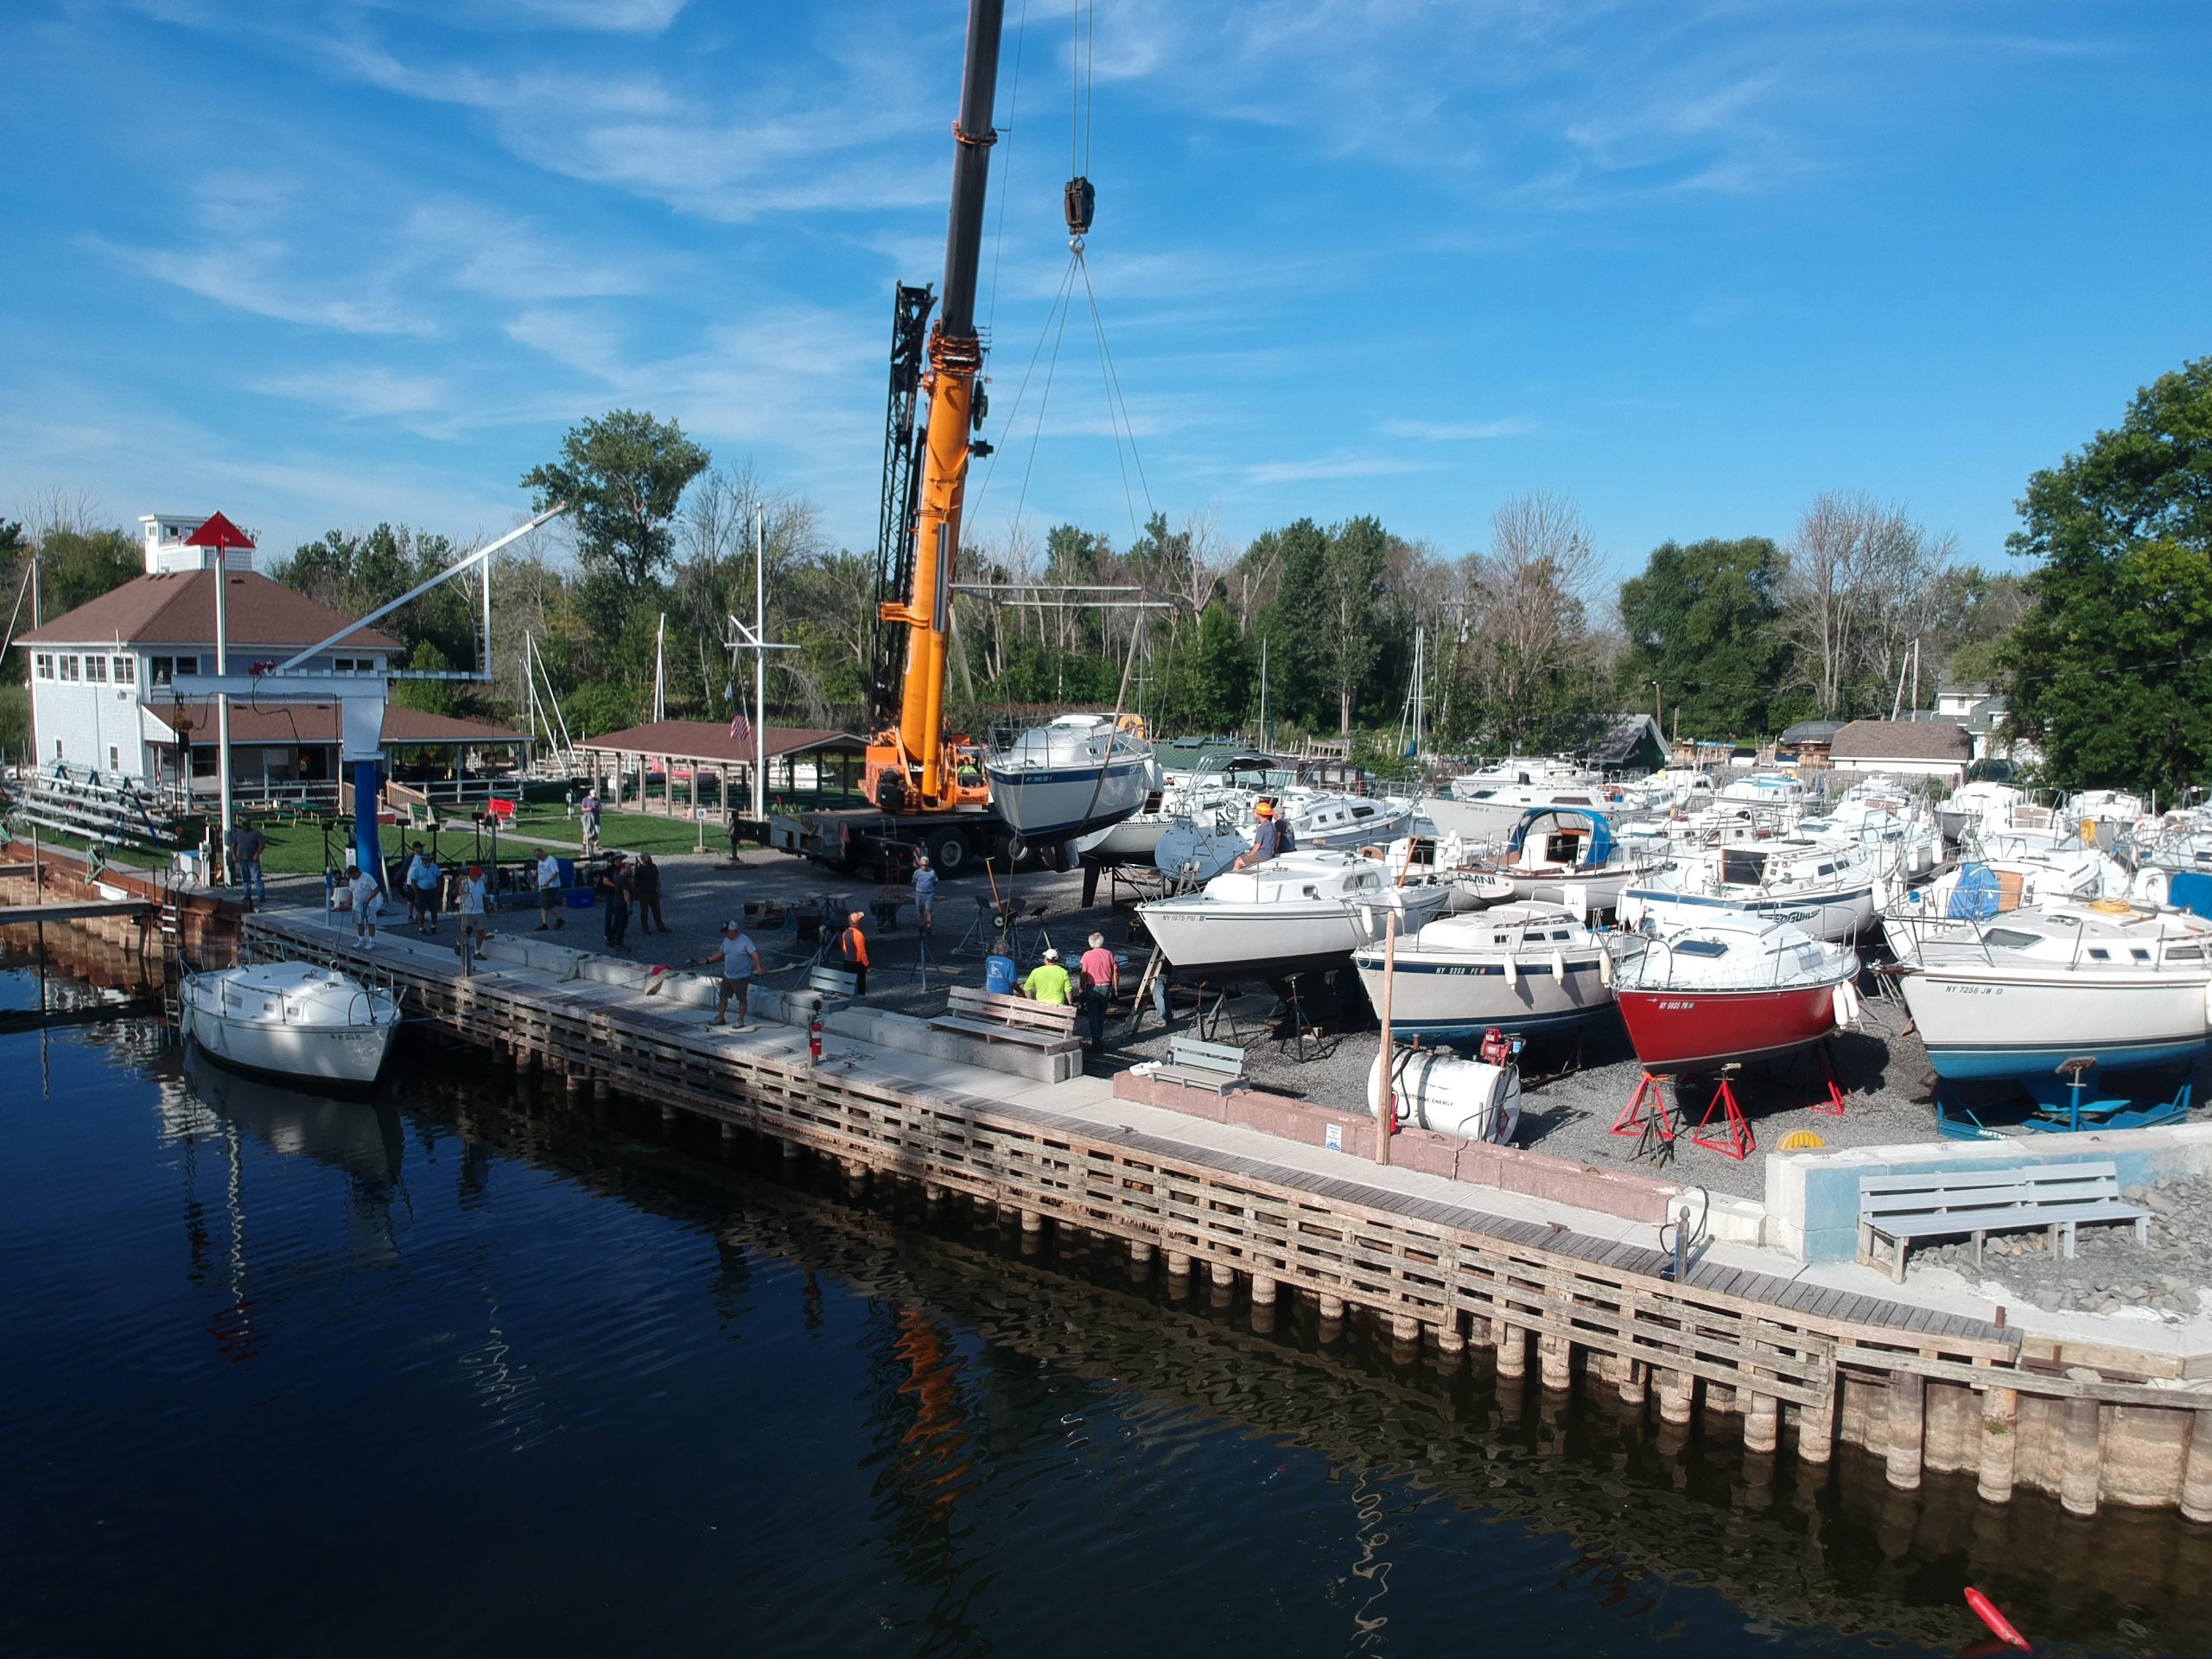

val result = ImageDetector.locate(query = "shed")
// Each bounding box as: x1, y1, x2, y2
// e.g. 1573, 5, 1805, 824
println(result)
575, 721, 868, 816
1827, 719, 1972, 785
1580, 714, 1668, 776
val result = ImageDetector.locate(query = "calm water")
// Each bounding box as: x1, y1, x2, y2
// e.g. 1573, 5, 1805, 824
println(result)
4, 956, 2208, 1659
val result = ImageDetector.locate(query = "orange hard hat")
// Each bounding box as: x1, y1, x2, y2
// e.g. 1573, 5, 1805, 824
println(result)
1255, 800, 1275, 817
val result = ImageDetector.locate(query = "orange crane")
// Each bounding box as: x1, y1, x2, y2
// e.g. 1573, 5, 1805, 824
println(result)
865, 0, 1007, 817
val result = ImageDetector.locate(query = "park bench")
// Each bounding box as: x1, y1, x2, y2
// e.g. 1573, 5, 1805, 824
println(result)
1858, 1160, 2150, 1282
930, 986, 1080, 1054
1154, 1034, 1248, 1096
788, 965, 859, 1016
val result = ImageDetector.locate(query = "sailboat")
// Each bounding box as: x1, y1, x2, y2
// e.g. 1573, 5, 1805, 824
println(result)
984, 713, 1156, 842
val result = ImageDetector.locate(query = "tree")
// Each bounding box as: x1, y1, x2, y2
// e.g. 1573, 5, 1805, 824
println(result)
1616, 537, 1787, 740
390, 640, 455, 715
1465, 492, 1598, 751
522, 410, 710, 593
274, 523, 475, 667
35, 526, 139, 619
2006, 356, 2212, 794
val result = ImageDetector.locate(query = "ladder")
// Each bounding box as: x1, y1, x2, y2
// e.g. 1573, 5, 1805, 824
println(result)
156, 872, 186, 1033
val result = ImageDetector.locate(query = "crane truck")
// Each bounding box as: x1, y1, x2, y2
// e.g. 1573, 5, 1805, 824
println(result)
770, 0, 1061, 880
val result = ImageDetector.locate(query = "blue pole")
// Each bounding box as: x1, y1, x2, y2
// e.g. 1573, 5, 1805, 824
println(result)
353, 759, 383, 889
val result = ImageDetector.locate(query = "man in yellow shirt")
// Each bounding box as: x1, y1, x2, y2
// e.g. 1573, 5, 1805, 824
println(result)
1022, 947, 1074, 1006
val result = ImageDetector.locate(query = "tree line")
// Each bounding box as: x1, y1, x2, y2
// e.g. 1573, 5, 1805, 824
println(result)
7, 353, 2209, 794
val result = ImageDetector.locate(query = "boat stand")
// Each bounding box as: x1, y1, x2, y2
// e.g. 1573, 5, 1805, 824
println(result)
1800, 1039, 1847, 1116
1271, 976, 1338, 1064
1611, 1072, 1680, 1164
1690, 1065, 1755, 1161
1934, 1082, 2005, 1141
2025, 1057, 2195, 1134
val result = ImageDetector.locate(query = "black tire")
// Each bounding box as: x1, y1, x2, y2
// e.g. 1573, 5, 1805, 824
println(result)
927, 830, 969, 875
1004, 835, 1037, 868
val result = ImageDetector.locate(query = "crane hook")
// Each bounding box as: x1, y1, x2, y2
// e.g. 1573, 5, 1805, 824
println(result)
1064, 176, 1095, 249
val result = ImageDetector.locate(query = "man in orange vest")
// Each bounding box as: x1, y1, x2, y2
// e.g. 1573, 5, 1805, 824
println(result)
839, 908, 871, 995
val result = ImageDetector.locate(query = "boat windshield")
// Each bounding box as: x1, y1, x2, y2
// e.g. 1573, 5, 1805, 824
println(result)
1982, 928, 2041, 950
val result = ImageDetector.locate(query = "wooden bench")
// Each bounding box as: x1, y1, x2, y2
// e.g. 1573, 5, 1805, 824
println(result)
930, 986, 1080, 1053
789, 964, 859, 1015
1858, 1160, 2150, 1282
1154, 1034, 1248, 1096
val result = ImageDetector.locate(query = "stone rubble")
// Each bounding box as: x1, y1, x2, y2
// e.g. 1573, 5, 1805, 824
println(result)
1901, 1173, 2212, 1318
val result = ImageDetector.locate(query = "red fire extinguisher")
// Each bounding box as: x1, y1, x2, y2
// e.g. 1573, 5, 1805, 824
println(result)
808, 1016, 823, 1065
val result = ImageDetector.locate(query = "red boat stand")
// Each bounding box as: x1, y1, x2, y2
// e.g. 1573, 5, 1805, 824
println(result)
1808, 1039, 1847, 1116
1691, 1065, 1754, 1161
1611, 1072, 1676, 1144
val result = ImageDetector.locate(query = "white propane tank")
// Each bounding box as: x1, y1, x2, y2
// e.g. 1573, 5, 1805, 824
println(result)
1369, 1048, 1522, 1145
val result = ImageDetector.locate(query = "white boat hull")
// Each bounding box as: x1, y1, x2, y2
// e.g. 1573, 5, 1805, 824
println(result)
1141, 888, 1452, 982
181, 967, 400, 1087
1351, 948, 1612, 1039
987, 754, 1153, 842
1898, 969, 2212, 1082
1617, 883, 1874, 944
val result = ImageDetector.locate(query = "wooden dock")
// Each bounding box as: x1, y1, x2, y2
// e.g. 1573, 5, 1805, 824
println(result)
218, 907, 2212, 1516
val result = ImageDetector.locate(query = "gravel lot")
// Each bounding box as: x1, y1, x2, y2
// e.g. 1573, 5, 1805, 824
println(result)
273, 845, 2211, 1205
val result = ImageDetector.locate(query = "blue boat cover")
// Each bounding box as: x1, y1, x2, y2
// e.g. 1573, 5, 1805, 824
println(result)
2169, 871, 2212, 918
1948, 862, 2002, 919
1505, 806, 1612, 867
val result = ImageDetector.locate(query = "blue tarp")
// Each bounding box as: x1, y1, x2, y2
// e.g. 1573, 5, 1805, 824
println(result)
1504, 806, 1613, 867
2170, 871, 2212, 919
1948, 862, 2002, 919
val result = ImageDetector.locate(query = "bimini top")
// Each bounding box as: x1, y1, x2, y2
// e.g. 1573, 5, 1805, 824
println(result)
1503, 805, 1613, 868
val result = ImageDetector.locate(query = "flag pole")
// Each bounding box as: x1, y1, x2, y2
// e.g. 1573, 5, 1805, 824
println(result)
753, 499, 767, 824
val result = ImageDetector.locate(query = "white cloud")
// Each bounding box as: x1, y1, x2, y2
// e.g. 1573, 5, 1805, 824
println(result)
1245, 453, 1431, 486
1382, 417, 1532, 442
251, 366, 449, 421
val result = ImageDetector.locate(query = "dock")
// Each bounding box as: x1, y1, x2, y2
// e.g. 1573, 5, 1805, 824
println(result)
240, 905, 2212, 1517
0, 899, 156, 925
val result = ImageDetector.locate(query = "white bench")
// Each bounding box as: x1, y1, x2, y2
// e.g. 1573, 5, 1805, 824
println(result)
930, 986, 1080, 1054
789, 964, 859, 1016
1858, 1160, 2150, 1282
1155, 1034, 1247, 1096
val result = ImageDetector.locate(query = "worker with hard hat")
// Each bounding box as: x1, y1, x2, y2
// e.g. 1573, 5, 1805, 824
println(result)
1233, 798, 1294, 870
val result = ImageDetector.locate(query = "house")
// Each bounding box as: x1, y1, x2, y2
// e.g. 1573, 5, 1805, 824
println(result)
1928, 678, 2032, 767
1580, 714, 1668, 776
1827, 719, 1973, 785
15, 512, 518, 801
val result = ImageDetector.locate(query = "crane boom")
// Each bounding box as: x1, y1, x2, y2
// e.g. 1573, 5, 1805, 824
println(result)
868, 0, 1005, 814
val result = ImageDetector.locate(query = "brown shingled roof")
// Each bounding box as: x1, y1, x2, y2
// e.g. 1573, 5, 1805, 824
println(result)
17, 569, 399, 651
1828, 719, 1971, 761
147, 701, 520, 746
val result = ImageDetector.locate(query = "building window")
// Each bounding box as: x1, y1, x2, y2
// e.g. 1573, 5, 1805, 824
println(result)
113, 656, 136, 686
59, 654, 79, 683
33, 653, 52, 680
149, 655, 199, 686
108, 746, 120, 772
84, 656, 106, 683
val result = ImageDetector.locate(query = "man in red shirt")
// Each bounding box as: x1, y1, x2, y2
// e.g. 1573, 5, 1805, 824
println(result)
1078, 931, 1119, 1051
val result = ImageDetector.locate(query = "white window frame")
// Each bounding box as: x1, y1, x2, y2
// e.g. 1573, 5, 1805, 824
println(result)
84, 655, 107, 683
113, 655, 137, 686
59, 654, 79, 683
33, 652, 52, 680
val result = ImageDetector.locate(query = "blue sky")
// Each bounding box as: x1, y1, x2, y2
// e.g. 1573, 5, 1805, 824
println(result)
3, 0, 2208, 588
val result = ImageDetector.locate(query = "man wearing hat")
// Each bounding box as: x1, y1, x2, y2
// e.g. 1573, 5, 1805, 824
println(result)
1022, 946, 1074, 1007
1233, 798, 1293, 870
696, 920, 765, 1027
345, 861, 383, 946
838, 909, 871, 995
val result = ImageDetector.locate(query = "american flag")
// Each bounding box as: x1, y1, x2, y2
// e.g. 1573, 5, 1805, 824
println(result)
730, 706, 752, 743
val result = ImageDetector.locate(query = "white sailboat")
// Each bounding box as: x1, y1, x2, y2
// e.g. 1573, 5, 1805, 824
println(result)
1137, 850, 1452, 983
181, 962, 402, 1087
985, 714, 1156, 842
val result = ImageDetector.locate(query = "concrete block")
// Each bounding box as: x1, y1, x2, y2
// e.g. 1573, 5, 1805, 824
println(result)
823, 1006, 1080, 1083
483, 937, 584, 980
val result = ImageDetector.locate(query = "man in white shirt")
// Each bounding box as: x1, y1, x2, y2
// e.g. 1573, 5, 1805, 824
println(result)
696, 920, 765, 1027
346, 861, 383, 946
455, 863, 491, 974
535, 849, 565, 931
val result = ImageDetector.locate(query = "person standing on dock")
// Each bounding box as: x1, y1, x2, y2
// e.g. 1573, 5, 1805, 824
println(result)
455, 864, 490, 974
535, 849, 565, 931
911, 855, 938, 938
598, 853, 632, 950
839, 909, 870, 995
1022, 947, 1073, 1007
236, 818, 267, 906
346, 861, 382, 947
580, 789, 602, 853
698, 920, 765, 1028
405, 842, 442, 936
632, 853, 665, 935
1078, 931, 1118, 1050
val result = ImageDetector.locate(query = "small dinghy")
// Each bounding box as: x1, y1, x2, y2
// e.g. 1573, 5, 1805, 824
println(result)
181, 962, 401, 1088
